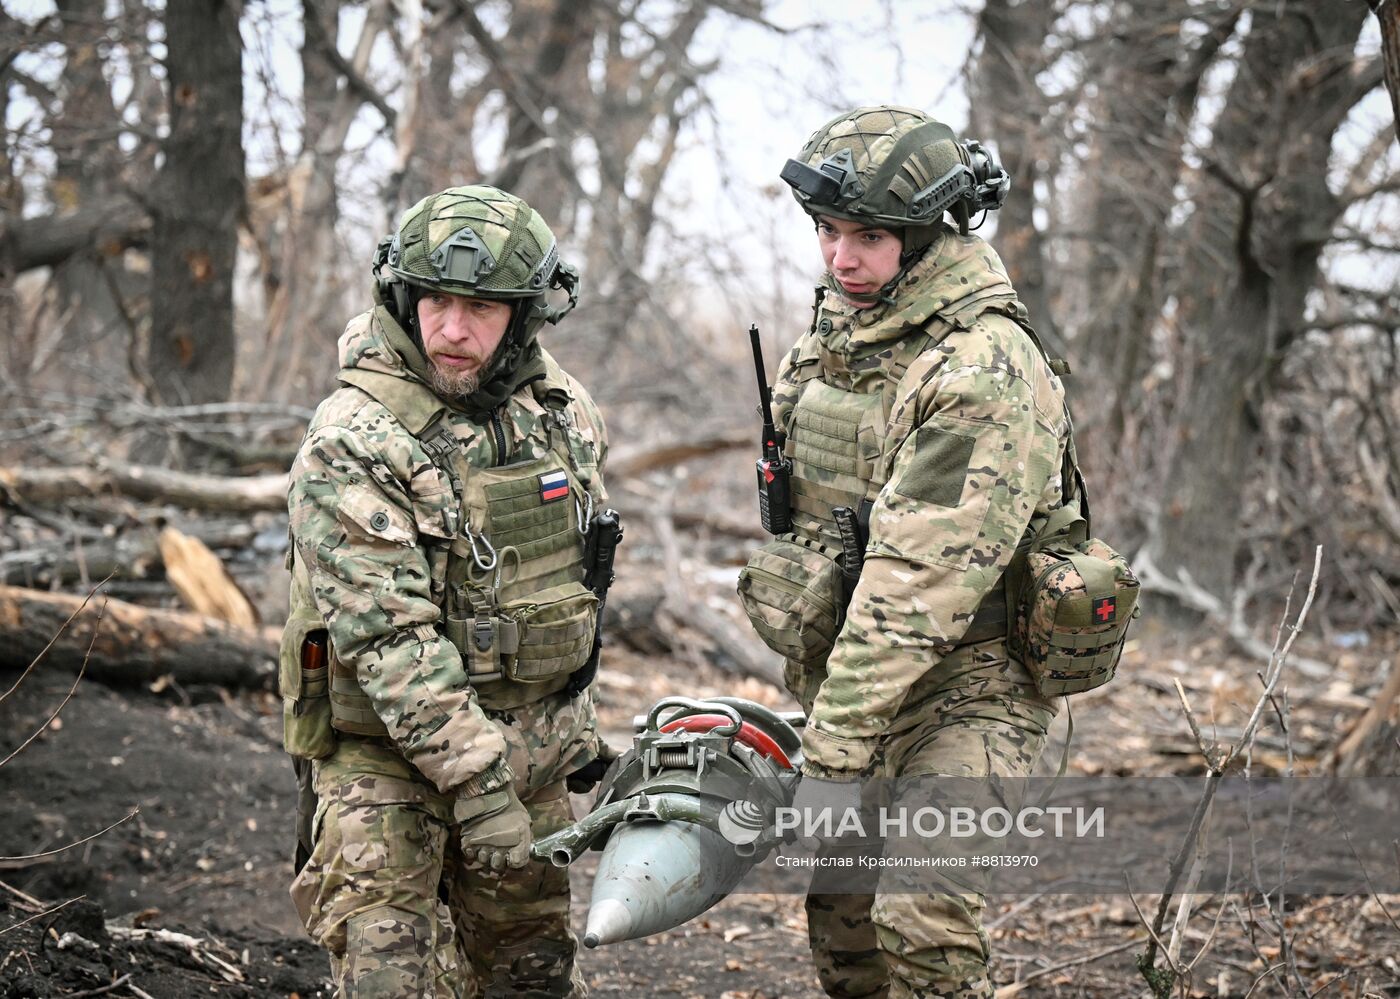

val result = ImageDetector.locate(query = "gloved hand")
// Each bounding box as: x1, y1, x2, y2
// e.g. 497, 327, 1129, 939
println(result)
566, 741, 620, 794
454, 787, 532, 872
786, 770, 864, 851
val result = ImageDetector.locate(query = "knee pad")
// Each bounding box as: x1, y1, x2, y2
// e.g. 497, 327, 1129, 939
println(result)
342, 905, 444, 998
485, 937, 577, 998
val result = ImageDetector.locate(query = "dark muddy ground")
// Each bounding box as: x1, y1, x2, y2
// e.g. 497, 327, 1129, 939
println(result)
3, 633, 1398, 998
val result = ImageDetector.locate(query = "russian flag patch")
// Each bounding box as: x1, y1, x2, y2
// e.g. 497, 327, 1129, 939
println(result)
538, 470, 570, 503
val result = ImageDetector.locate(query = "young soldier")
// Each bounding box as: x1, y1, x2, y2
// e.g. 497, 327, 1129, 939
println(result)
740, 106, 1071, 997
282, 185, 612, 998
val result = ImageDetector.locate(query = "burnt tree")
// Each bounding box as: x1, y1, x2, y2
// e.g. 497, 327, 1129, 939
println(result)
1156, 5, 1380, 601
143, 0, 245, 433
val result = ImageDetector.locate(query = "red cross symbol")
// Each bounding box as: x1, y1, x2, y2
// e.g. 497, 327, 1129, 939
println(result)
1093, 597, 1116, 623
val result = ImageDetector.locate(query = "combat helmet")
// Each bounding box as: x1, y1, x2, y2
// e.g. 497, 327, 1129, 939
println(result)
373, 185, 579, 341
780, 105, 1009, 260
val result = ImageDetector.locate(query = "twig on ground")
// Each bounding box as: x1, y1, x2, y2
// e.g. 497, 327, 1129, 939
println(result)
61, 973, 134, 998
0, 894, 85, 937
0, 878, 45, 910
986, 891, 1047, 931
1137, 547, 1324, 997
0, 809, 139, 867
993, 934, 1146, 996
107, 925, 245, 982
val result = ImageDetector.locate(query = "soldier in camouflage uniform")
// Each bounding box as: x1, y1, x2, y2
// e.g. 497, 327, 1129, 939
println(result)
282, 186, 612, 998
741, 107, 1074, 997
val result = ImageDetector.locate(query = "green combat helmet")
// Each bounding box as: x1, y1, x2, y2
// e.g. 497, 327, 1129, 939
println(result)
780, 105, 1009, 260
372, 184, 579, 343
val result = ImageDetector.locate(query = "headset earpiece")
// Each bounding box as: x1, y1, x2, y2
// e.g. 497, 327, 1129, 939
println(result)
372, 234, 420, 332
544, 260, 580, 325
961, 139, 1010, 215
391, 282, 412, 329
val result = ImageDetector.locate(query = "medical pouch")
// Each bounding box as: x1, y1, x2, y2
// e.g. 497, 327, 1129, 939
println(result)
737, 534, 844, 664
279, 604, 337, 760
1009, 536, 1140, 696
499, 580, 599, 682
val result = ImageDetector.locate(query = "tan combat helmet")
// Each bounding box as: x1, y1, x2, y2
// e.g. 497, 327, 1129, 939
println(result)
780, 105, 1009, 259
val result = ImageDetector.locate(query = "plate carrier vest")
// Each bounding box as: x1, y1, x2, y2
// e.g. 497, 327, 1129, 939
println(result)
280, 350, 602, 759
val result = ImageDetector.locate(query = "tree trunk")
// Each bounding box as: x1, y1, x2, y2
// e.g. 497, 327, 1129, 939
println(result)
1156, 5, 1372, 601
493, 0, 596, 225
48, 0, 132, 380
969, 0, 1061, 357
250, 0, 387, 405
141, 0, 245, 455
0, 14, 23, 365
1372, 0, 1400, 145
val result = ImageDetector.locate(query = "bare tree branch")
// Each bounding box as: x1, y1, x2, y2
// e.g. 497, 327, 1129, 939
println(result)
303, 0, 397, 129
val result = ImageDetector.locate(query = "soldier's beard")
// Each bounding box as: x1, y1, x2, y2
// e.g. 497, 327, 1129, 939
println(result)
428, 350, 494, 400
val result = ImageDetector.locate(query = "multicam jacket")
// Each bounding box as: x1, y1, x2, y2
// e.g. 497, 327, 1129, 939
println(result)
771, 228, 1069, 775
287, 308, 608, 796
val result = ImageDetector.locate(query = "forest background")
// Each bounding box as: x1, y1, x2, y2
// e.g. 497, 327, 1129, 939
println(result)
2, 1, 1400, 997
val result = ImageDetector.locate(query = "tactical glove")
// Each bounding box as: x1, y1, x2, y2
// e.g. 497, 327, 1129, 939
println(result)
455, 787, 532, 872
786, 770, 865, 850
565, 741, 620, 794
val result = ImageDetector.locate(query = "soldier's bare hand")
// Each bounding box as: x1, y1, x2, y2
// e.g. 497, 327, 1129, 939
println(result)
454, 787, 532, 871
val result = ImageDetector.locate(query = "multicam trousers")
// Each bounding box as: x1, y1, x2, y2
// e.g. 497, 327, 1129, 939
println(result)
290, 691, 599, 999
798, 642, 1057, 999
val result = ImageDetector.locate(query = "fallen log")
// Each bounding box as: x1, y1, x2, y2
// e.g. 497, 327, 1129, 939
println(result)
0, 520, 264, 588
0, 460, 287, 514
606, 432, 748, 480
649, 512, 784, 688
157, 526, 259, 628
1327, 662, 1400, 776
0, 585, 276, 690
0, 435, 748, 517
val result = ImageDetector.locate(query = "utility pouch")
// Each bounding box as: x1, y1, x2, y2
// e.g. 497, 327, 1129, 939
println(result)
499, 580, 598, 683
445, 580, 516, 683
1010, 535, 1140, 696
737, 534, 844, 664
279, 607, 338, 760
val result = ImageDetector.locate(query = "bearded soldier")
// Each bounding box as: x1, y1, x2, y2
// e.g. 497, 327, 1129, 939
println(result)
282, 185, 613, 998
739, 107, 1079, 998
